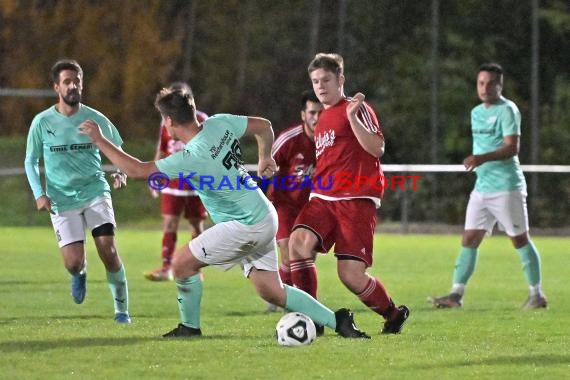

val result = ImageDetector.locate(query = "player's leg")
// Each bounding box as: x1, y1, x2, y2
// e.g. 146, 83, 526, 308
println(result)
277, 239, 291, 284
266, 207, 296, 312
145, 194, 182, 281
248, 254, 369, 338
162, 243, 207, 337
289, 229, 319, 296
51, 210, 88, 304
494, 190, 546, 309
184, 195, 207, 239
289, 198, 334, 299
275, 206, 298, 287
429, 190, 491, 308
86, 198, 130, 323
334, 199, 409, 334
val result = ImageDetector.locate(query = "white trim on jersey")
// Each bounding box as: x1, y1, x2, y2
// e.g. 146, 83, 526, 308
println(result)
272, 124, 304, 157
309, 193, 381, 208
357, 104, 379, 133
161, 188, 198, 196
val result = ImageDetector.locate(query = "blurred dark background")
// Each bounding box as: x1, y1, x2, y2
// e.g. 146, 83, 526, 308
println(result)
0, 0, 568, 230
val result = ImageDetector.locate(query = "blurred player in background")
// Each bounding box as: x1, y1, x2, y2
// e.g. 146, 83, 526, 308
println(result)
265, 90, 322, 312
428, 63, 547, 310
79, 87, 370, 339
288, 53, 410, 335
144, 82, 209, 281
24, 59, 130, 323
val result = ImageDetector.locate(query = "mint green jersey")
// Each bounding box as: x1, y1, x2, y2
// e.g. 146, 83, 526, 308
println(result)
25, 104, 123, 212
155, 114, 272, 225
471, 96, 526, 192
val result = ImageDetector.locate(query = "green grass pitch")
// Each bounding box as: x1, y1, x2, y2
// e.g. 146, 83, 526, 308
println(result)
1, 227, 568, 379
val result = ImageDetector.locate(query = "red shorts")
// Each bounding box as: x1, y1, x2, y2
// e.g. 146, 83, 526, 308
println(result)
161, 194, 208, 220
275, 205, 303, 241
293, 197, 376, 267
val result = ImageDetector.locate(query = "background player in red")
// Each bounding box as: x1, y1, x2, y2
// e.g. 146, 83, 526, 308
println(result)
144, 82, 209, 281
265, 90, 322, 312
288, 53, 410, 335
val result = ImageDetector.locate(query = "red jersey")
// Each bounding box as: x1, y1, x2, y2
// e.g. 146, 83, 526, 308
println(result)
312, 98, 384, 206
267, 124, 316, 209
158, 110, 208, 194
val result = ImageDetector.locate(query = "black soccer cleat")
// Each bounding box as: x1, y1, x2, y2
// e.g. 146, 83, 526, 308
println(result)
162, 323, 202, 338
315, 323, 325, 337
334, 308, 371, 339
381, 305, 410, 334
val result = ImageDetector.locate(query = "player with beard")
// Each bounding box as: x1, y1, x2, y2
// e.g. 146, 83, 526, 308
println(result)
24, 59, 131, 323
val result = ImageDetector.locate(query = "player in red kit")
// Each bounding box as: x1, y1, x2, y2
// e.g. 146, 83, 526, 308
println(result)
265, 90, 322, 312
144, 82, 209, 281
288, 53, 409, 335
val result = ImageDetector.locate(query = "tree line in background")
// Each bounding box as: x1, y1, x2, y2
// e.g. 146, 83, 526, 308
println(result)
0, 0, 568, 227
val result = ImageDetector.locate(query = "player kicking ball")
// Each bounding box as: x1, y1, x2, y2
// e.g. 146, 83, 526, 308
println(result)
79, 86, 370, 339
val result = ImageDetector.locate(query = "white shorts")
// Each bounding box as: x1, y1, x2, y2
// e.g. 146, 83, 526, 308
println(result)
464, 190, 529, 236
188, 210, 278, 277
50, 197, 116, 248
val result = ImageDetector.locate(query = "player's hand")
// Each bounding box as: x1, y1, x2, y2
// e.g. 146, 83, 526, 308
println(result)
36, 195, 55, 215
78, 119, 103, 142
111, 171, 127, 189
347, 92, 365, 118
258, 157, 278, 178
463, 155, 481, 171
150, 189, 159, 199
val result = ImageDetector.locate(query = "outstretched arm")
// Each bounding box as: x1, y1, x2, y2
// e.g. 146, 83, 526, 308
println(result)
244, 117, 278, 177
78, 119, 158, 179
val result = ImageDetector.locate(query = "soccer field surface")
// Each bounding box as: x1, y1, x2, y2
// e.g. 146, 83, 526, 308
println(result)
1, 227, 568, 379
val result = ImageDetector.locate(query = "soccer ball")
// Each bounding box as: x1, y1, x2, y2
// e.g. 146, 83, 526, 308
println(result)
275, 312, 317, 346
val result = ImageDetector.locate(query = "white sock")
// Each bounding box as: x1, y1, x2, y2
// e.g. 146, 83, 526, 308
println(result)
451, 283, 466, 296
529, 284, 542, 297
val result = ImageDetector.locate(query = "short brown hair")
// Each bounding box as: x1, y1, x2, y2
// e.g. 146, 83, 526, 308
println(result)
154, 88, 196, 124
308, 53, 344, 76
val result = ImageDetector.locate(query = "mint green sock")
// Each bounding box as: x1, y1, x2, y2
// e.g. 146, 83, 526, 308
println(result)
106, 265, 128, 313
284, 285, 336, 329
176, 274, 202, 329
516, 240, 542, 286
452, 247, 478, 285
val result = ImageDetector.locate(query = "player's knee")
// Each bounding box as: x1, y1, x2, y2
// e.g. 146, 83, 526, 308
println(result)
288, 229, 315, 260
91, 223, 115, 238
511, 232, 529, 248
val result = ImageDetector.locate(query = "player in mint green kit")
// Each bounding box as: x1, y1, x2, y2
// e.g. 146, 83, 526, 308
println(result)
78, 86, 370, 339
429, 63, 547, 310
24, 59, 131, 323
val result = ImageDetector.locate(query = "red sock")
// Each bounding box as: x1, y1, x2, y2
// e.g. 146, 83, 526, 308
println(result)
289, 259, 318, 298
356, 277, 397, 320
279, 264, 292, 286
162, 232, 177, 268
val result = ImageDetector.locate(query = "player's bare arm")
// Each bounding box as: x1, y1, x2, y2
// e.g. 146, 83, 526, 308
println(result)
244, 116, 278, 177
463, 134, 519, 171
346, 93, 385, 158
78, 119, 158, 179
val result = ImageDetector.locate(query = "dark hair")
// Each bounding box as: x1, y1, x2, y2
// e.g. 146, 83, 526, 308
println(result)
301, 90, 320, 110
478, 63, 503, 77
50, 59, 83, 84
308, 53, 344, 76
154, 88, 196, 124
168, 81, 194, 97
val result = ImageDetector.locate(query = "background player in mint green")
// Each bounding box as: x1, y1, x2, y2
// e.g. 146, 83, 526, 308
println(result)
78, 87, 370, 339
429, 63, 546, 310
24, 59, 131, 323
